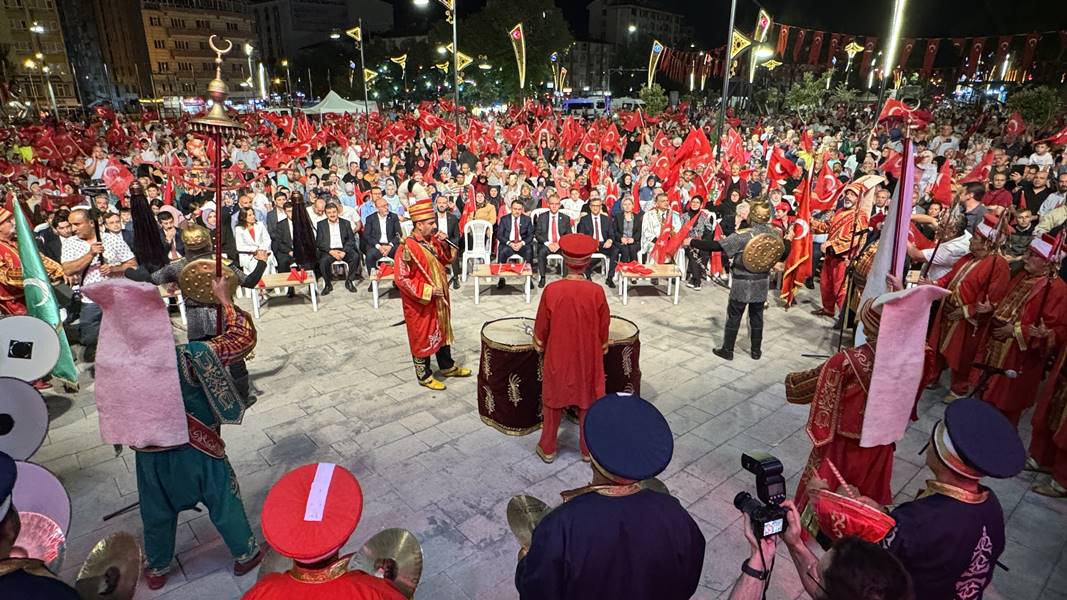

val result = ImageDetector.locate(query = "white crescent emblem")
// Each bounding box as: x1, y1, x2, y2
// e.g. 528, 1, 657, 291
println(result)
23, 277, 51, 307
792, 219, 810, 241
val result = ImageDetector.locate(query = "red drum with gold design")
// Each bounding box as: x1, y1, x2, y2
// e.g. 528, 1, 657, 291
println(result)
605, 316, 641, 395
478, 318, 543, 436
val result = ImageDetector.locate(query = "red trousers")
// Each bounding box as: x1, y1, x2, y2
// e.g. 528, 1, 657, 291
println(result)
1029, 428, 1067, 488
538, 406, 588, 457
819, 254, 847, 314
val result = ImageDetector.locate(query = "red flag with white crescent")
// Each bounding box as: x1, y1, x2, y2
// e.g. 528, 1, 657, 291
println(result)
1003, 112, 1026, 140
959, 150, 994, 184
780, 175, 813, 307
812, 162, 843, 211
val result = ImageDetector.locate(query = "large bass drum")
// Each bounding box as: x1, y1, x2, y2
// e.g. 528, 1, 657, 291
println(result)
0, 315, 60, 382
605, 316, 641, 395
478, 318, 542, 436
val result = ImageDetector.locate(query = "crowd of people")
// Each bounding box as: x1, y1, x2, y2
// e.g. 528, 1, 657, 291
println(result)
1, 90, 1066, 600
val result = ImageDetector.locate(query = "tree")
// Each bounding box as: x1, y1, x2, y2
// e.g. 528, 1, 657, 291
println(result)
829, 83, 857, 110
784, 72, 828, 118
1006, 86, 1064, 131
639, 83, 667, 115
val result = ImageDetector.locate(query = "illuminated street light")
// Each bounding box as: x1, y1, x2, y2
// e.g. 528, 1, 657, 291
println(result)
436, 46, 447, 55
280, 59, 289, 67
244, 43, 253, 56
754, 45, 774, 59
413, 0, 429, 5
35, 52, 43, 60
329, 32, 341, 39
627, 24, 637, 33
23, 59, 36, 69
29, 22, 44, 34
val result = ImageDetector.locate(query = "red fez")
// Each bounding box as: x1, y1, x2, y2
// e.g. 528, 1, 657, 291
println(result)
407, 198, 434, 223
559, 233, 597, 269
261, 463, 363, 562
0, 208, 11, 225
811, 489, 896, 543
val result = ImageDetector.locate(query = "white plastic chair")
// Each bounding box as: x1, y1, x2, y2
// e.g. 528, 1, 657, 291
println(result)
559, 208, 581, 223
462, 219, 493, 282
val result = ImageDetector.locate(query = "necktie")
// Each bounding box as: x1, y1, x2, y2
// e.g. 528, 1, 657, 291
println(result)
593, 216, 601, 242
550, 215, 558, 243
512, 217, 520, 242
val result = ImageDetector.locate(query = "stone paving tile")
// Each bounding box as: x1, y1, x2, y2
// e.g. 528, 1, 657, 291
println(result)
33, 280, 1067, 599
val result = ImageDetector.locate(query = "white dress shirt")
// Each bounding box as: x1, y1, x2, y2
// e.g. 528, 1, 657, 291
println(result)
377, 214, 389, 244
328, 220, 342, 249
921, 231, 972, 282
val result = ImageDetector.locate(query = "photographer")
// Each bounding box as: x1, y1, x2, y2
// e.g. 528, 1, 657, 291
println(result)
729, 500, 913, 600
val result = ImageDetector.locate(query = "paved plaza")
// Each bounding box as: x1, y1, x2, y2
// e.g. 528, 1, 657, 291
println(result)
37, 276, 1067, 599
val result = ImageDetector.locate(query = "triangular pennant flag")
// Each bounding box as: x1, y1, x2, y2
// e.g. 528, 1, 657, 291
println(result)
455, 51, 474, 72
509, 23, 527, 90
364, 68, 378, 84
436, 61, 450, 74
647, 39, 665, 87
730, 31, 752, 59
390, 54, 408, 69
345, 25, 361, 44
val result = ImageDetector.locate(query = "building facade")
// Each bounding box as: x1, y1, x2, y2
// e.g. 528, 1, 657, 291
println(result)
588, 0, 693, 47
251, 0, 392, 62
562, 40, 613, 94
141, 0, 258, 99
2, 0, 78, 110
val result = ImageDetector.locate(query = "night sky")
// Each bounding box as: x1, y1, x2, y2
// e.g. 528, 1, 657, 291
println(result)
554, 0, 1064, 46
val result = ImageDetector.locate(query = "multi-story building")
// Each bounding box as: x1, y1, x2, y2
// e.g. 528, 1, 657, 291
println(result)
562, 40, 613, 94
251, 0, 392, 62
588, 0, 694, 47
2, 0, 79, 110
85, 0, 155, 104
141, 0, 258, 98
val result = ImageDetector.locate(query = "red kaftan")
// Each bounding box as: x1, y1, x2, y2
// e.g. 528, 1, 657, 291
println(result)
786, 343, 894, 515
243, 559, 406, 600
0, 239, 64, 315
395, 235, 455, 358
927, 253, 1011, 394
533, 278, 610, 410
975, 273, 1067, 425
1031, 344, 1067, 488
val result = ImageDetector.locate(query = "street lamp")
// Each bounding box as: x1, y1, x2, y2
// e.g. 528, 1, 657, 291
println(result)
281, 59, 292, 106
416, 0, 460, 130
243, 43, 255, 101
329, 32, 341, 40
436, 45, 447, 55
29, 21, 44, 34
627, 24, 637, 33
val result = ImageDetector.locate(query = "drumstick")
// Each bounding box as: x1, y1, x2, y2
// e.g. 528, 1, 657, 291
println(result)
825, 459, 859, 501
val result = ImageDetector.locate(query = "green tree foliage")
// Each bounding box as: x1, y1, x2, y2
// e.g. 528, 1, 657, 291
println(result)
784, 72, 828, 118
1006, 86, 1064, 130
639, 83, 667, 115
829, 83, 856, 110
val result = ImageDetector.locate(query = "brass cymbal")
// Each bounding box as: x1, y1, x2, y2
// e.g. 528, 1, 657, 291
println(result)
75, 532, 141, 600
11, 512, 65, 573
506, 495, 550, 549
351, 528, 423, 599
637, 477, 671, 496
255, 546, 293, 582
178, 258, 238, 305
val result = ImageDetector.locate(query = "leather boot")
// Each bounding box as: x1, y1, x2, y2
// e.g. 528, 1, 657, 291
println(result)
714, 327, 738, 361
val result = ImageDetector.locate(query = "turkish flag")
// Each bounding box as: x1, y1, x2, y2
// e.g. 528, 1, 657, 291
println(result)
620, 111, 643, 132
418, 111, 446, 132
578, 129, 600, 161
600, 123, 625, 155
767, 145, 800, 185
878, 98, 909, 124
920, 39, 940, 77
1019, 33, 1041, 76
102, 158, 135, 198
793, 29, 807, 63
965, 37, 987, 78
959, 150, 993, 184
800, 129, 814, 155
812, 162, 843, 211
928, 160, 954, 205
652, 131, 671, 154
777, 26, 790, 57
781, 176, 813, 306
506, 149, 538, 178
458, 185, 477, 233
827, 34, 841, 66
1003, 112, 1026, 139
881, 149, 903, 179
1039, 123, 1067, 146
808, 30, 825, 65
722, 127, 746, 165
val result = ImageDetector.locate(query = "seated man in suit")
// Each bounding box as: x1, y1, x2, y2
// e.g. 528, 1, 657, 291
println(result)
534, 192, 572, 288
264, 191, 288, 241
612, 197, 643, 265
431, 195, 463, 289
496, 199, 534, 289
577, 197, 618, 287
316, 202, 362, 294
362, 196, 402, 275
271, 201, 295, 273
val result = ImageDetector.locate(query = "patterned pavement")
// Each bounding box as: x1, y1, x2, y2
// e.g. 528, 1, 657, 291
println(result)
34, 273, 1067, 599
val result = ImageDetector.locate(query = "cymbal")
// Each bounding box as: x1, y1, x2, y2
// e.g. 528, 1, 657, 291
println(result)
178, 258, 238, 305
11, 511, 65, 573
13, 461, 71, 534
351, 528, 423, 599
637, 477, 670, 496
255, 546, 292, 582
506, 495, 549, 549
0, 377, 49, 460
75, 532, 141, 600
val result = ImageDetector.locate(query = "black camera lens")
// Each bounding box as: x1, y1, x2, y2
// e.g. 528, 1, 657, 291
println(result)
733, 491, 762, 515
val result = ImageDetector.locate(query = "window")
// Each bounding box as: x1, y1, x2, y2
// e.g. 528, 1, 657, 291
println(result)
196, 19, 210, 29
200, 41, 208, 49
154, 40, 165, 49
202, 62, 213, 71
170, 18, 186, 28
175, 40, 189, 49
226, 22, 238, 32
182, 82, 196, 93
157, 61, 169, 72
178, 62, 192, 71
149, 16, 161, 26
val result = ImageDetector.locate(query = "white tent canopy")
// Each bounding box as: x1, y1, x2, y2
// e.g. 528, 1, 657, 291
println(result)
302, 90, 377, 114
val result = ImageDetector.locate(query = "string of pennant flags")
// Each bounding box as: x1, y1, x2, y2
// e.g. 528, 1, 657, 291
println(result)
652, 26, 1067, 87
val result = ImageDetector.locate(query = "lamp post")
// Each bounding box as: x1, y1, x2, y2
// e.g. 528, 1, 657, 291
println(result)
843, 41, 864, 88
415, 0, 460, 131
190, 36, 243, 335
714, 0, 739, 163
243, 43, 255, 105
877, 0, 908, 104
281, 59, 292, 106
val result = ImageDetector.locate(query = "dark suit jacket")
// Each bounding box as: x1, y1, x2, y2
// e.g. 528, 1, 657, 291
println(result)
272, 217, 294, 257
361, 211, 402, 250
433, 212, 461, 249
534, 211, 572, 245
497, 214, 534, 247
35, 227, 63, 263
612, 212, 643, 244
316, 218, 358, 255
577, 213, 616, 244
265, 209, 287, 241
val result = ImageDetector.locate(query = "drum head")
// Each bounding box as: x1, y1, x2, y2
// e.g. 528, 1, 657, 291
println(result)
14, 461, 72, 535
481, 318, 535, 349
0, 316, 60, 382
608, 316, 638, 343
11, 512, 66, 573
0, 377, 49, 460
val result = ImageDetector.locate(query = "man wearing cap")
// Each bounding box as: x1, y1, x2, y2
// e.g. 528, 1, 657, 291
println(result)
880, 398, 1025, 599
515, 394, 705, 599
0, 206, 66, 316
395, 197, 471, 390
532, 234, 610, 463
243, 463, 406, 599
811, 185, 868, 318
972, 233, 1067, 427
0, 450, 80, 598
921, 213, 1012, 402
